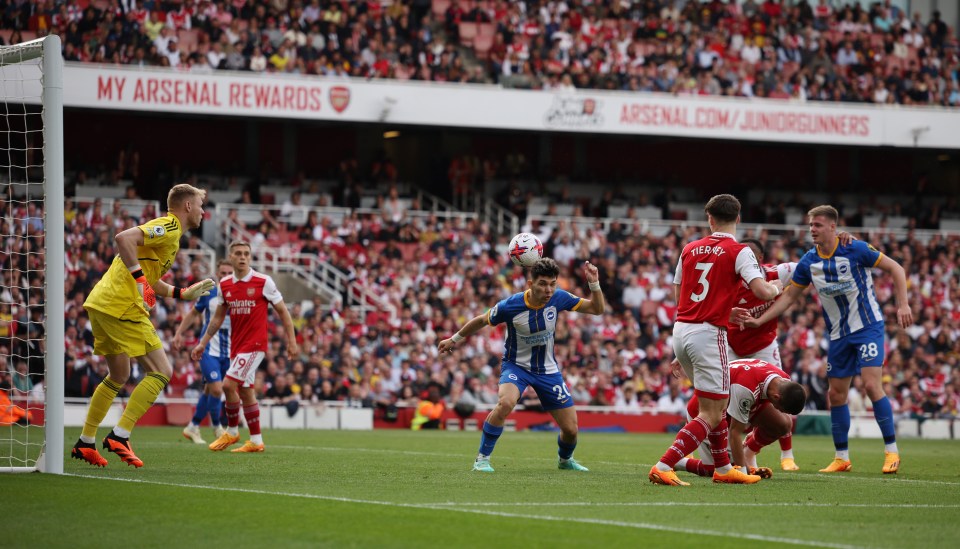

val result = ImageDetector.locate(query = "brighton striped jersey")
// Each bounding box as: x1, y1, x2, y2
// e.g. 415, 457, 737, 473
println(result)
487, 289, 584, 375
194, 286, 231, 358
791, 239, 884, 341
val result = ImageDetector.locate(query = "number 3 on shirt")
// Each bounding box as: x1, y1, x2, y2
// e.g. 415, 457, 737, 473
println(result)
690, 262, 713, 302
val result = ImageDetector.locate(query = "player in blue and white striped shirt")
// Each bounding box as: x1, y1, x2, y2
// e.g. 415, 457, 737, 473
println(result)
737, 205, 912, 475
173, 259, 234, 444
438, 258, 606, 473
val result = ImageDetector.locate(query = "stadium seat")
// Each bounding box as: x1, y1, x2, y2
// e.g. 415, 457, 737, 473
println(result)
474, 33, 494, 59
445, 417, 461, 430
463, 418, 479, 431
177, 29, 200, 54
432, 0, 452, 18
459, 22, 478, 47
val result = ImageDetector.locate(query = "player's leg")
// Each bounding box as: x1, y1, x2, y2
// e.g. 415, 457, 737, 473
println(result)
821, 364, 854, 473
817, 337, 856, 472
100, 344, 171, 468
72, 351, 129, 467
207, 379, 225, 437
473, 365, 524, 472
212, 352, 262, 451
184, 353, 220, 444
541, 375, 587, 471
743, 404, 792, 477
232, 385, 264, 453
210, 375, 242, 450
651, 324, 714, 485
862, 364, 899, 473
213, 356, 230, 435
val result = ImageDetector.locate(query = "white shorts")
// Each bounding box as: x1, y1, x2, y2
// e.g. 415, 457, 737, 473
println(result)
225, 351, 265, 388
728, 340, 781, 368
673, 321, 729, 399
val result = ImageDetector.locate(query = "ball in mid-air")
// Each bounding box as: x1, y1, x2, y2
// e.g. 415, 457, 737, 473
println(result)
508, 232, 543, 267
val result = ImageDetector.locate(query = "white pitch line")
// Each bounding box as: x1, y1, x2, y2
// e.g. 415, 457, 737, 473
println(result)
131, 441, 960, 486
63, 473, 863, 549
421, 501, 960, 509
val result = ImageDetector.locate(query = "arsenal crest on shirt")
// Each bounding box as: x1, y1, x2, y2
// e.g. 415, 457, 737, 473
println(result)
247, 288, 256, 296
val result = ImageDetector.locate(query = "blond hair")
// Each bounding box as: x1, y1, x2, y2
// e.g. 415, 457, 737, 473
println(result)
228, 240, 251, 253
807, 205, 839, 223
167, 183, 206, 211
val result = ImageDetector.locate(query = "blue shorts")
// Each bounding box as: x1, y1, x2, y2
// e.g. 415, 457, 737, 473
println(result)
826, 323, 885, 379
200, 352, 230, 385
499, 362, 574, 411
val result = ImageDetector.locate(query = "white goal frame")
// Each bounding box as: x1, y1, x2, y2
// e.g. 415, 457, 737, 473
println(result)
0, 35, 64, 474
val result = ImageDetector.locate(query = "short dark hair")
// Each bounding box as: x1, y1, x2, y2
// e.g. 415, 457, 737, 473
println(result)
529, 257, 560, 280
780, 381, 807, 415
704, 194, 741, 224
741, 238, 765, 262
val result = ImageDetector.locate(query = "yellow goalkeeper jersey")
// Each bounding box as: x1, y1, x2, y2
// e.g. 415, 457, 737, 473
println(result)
84, 213, 183, 320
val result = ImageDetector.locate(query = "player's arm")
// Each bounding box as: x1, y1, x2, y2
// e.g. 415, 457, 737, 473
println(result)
438, 313, 490, 354
191, 305, 227, 360
747, 276, 781, 301
576, 260, 605, 315
728, 417, 751, 468
272, 300, 301, 359
115, 225, 157, 311
153, 277, 216, 301
735, 283, 805, 328
172, 307, 203, 350
875, 254, 913, 328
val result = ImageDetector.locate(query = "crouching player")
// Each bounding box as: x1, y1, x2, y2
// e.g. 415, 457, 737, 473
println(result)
676, 358, 807, 479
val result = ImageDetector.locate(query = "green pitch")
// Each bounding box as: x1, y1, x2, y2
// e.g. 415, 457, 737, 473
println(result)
5, 428, 959, 548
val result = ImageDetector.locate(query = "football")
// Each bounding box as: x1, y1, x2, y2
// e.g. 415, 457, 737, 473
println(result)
508, 232, 543, 267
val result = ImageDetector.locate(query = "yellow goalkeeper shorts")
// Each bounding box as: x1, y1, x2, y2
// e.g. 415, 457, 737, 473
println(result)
86, 307, 163, 357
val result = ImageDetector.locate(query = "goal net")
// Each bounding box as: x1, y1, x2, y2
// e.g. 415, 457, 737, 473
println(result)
0, 36, 64, 473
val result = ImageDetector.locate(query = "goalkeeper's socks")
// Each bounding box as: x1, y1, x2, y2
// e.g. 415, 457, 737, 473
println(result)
81, 377, 123, 441
117, 372, 169, 433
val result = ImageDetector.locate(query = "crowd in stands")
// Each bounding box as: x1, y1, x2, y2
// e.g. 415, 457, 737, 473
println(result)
2, 1, 957, 107
5, 179, 955, 428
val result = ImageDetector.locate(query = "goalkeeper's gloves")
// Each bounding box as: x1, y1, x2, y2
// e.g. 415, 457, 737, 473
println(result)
129, 265, 156, 312
175, 279, 215, 301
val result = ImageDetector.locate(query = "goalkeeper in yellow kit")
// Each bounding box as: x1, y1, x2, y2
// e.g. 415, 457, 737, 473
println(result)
71, 184, 216, 468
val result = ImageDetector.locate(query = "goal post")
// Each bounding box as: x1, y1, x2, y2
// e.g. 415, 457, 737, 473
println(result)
0, 35, 64, 474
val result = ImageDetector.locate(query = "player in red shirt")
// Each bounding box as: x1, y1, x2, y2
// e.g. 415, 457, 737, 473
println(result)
675, 358, 807, 480
193, 241, 300, 453
650, 194, 781, 487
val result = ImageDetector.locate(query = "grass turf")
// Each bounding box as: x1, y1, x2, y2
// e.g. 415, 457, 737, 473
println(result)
3, 428, 959, 548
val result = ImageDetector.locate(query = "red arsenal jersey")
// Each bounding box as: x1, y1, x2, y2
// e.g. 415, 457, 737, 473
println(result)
674, 233, 764, 327
219, 269, 283, 357
727, 359, 789, 424
727, 262, 796, 357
